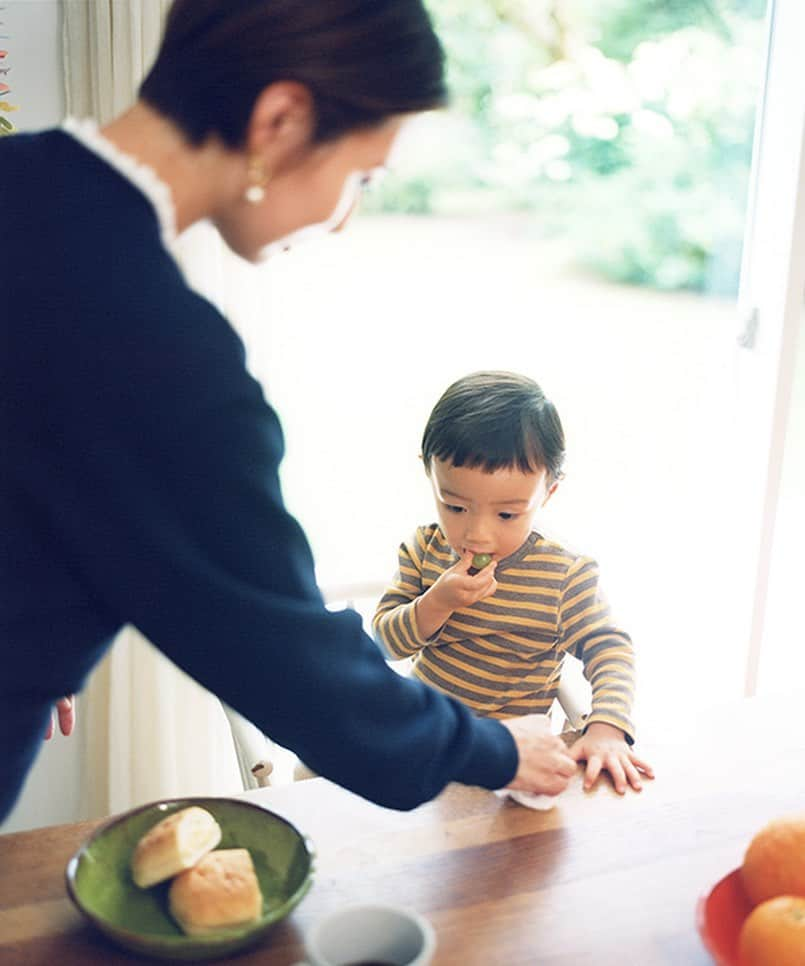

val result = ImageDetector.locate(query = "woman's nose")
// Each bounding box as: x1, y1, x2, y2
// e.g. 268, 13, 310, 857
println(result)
330, 174, 370, 234
330, 201, 358, 234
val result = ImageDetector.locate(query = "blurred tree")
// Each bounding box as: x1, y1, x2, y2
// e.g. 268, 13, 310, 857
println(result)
365, 0, 768, 295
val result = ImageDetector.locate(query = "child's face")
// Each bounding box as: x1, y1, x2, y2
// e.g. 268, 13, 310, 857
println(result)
428, 458, 557, 562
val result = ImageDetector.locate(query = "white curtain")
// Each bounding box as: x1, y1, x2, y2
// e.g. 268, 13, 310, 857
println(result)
62, 0, 243, 817
62, 0, 170, 122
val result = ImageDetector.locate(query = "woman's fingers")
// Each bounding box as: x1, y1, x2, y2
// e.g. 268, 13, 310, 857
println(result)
44, 697, 75, 741
556, 749, 578, 778
56, 696, 75, 736
542, 772, 571, 796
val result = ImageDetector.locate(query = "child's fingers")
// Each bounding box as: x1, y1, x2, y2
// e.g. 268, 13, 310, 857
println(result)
476, 562, 497, 585
453, 550, 476, 575
467, 560, 495, 579
44, 710, 55, 741
457, 563, 497, 600
567, 738, 585, 762
605, 754, 628, 795
623, 759, 643, 791
583, 754, 603, 789
629, 753, 655, 779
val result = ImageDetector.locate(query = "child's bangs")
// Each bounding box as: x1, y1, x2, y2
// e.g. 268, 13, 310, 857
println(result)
434, 420, 547, 475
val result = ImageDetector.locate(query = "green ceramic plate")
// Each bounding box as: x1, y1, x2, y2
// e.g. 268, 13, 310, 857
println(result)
65, 796, 314, 961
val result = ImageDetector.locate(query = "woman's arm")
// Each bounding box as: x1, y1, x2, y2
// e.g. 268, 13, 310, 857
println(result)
23, 277, 519, 810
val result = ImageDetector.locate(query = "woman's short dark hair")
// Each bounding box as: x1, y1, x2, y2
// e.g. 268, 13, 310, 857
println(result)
140, 0, 447, 147
422, 372, 566, 482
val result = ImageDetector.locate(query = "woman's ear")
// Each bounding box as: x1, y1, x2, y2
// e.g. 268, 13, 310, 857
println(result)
246, 81, 316, 171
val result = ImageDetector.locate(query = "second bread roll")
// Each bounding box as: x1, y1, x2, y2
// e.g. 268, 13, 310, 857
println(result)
168, 848, 263, 936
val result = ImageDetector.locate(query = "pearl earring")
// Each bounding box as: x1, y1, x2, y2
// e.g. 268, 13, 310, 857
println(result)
245, 183, 266, 204
244, 157, 268, 204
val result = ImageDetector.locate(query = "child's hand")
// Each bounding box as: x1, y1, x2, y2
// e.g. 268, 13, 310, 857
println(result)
414, 552, 497, 640
568, 722, 654, 794
429, 550, 497, 612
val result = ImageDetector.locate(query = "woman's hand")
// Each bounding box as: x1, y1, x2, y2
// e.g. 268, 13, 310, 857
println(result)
44, 696, 76, 740
568, 722, 654, 794
502, 715, 578, 797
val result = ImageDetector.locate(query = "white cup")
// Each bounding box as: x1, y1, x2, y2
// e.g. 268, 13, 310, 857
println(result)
300, 903, 436, 966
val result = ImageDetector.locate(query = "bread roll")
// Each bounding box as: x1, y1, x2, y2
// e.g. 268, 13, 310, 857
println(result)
168, 848, 263, 936
131, 806, 222, 888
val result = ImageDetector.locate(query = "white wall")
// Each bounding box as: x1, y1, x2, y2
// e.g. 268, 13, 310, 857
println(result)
1, 0, 63, 132
0, 0, 85, 834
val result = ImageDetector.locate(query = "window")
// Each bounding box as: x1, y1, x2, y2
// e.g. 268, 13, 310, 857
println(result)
216, 0, 804, 718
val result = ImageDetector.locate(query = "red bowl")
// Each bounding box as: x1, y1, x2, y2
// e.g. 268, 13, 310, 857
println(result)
697, 867, 754, 965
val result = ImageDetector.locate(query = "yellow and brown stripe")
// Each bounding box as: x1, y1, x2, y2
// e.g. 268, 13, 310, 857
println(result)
373, 524, 635, 740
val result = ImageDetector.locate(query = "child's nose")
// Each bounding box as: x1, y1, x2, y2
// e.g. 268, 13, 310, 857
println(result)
464, 516, 493, 548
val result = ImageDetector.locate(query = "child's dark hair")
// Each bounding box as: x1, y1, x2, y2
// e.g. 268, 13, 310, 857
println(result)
421, 372, 566, 482
140, 0, 447, 148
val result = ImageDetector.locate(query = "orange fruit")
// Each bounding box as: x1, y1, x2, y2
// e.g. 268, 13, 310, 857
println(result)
738, 896, 805, 965
742, 815, 805, 905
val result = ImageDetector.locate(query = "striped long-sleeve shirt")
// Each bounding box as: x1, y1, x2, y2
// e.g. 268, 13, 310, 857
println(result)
373, 525, 635, 740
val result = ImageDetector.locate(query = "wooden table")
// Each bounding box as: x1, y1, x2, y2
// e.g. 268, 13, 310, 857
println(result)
2, 694, 804, 965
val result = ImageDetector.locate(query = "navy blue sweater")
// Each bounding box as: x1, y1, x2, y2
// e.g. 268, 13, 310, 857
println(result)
0, 130, 517, 821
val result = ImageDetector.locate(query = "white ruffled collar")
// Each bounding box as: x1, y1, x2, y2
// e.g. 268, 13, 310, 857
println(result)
61, 116, 178, 252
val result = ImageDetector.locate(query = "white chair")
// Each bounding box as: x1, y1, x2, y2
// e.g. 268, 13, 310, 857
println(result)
221, 704, 274, 790
224, 581, 592, 789
555, 652, 590, 732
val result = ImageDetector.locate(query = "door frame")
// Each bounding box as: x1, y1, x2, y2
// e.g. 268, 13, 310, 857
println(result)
737, 0, 805, 695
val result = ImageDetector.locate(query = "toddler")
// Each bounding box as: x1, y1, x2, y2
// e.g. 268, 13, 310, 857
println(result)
373, 371, 653, 793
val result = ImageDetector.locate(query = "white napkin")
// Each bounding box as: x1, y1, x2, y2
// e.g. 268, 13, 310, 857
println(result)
496, 787, 561, 810
506, 789, 561, 810
499, 761, 584, 810
496, 714, 581, 810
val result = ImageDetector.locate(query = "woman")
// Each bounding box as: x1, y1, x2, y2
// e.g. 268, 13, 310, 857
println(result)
0, 0, 576, 821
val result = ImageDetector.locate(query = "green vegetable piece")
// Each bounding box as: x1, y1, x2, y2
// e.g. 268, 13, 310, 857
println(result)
471, 553, 492, 571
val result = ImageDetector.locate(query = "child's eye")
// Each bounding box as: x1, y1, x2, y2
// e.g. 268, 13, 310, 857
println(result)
498, 512, 518, 521
444, 504, 466, 514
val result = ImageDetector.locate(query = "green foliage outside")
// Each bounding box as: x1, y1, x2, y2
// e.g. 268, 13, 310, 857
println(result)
364, 0, 768, 294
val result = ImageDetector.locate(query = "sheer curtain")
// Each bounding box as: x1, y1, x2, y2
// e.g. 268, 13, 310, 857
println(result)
62, 0, 242, 817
